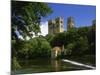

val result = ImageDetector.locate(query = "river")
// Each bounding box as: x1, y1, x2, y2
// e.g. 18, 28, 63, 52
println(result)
14, 58, 95, 74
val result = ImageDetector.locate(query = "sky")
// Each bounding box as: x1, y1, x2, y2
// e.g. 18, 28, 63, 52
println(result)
41, 3, 96, 35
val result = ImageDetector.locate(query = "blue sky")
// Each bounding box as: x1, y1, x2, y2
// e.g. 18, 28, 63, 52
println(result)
41, 3, 96, 31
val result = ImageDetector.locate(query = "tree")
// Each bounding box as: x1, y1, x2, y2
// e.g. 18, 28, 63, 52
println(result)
50, 32, 66, 47
65, 28, 79, 43
45, 34, 55, 43
72, 37, 89, 55
65, 43, 75, 55
34, 37, 51, 57
11, 1, 53, 69
12, 56, 21, 71
13, 40, 32, 59
11, 40, 22, 70
77, 27, 89, 37
11, 1, 52, 40
87, 19, 96, 54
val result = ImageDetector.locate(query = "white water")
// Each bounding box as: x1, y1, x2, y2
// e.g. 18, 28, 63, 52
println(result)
62, 59, 95, 69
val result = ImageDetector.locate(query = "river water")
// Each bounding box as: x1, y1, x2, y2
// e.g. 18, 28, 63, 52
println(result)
14, 58, 94, 74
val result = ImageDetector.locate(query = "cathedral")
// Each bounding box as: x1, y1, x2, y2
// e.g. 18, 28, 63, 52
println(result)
48, 16, 75, 34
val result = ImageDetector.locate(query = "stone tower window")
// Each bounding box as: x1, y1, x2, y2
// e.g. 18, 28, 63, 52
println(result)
61, 20, 63, 24
61, 25, 63, 28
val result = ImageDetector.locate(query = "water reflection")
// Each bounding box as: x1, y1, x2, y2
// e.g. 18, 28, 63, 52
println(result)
51, 59, 61, 71
16, 58, 91, 74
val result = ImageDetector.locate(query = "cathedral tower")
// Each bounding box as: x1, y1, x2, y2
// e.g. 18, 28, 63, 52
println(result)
67, 17, 75, 30
48, 17, 64, 34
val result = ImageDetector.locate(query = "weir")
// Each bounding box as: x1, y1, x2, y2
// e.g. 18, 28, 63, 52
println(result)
62, 59, 96, 69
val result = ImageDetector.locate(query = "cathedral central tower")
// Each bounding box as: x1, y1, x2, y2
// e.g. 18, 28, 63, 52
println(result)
67, 17, 75, 30
48, 17, 64, 34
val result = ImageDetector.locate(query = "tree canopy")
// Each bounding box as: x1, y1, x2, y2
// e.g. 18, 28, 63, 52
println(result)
12, 1, 52, 40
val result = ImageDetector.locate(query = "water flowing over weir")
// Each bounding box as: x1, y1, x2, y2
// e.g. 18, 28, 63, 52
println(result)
62, 59, 95, 69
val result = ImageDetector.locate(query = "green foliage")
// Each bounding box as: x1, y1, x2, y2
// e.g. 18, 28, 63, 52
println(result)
87, 23, 96, 54
12, 1, 52, 40
33, 37, 51, 57
72, 37, 89, 55
77, 27, 89, 37
66, 28, 79, 44
50, 32, 66, 47
14, 40, 31, 55
65, 43, 75, 55
66, 43, 75, 50
45, 34, 55, 43
12, 37, 52, 59
12, 57, 21, 70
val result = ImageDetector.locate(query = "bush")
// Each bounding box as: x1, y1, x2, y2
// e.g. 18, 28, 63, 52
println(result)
12, 57, 21, 71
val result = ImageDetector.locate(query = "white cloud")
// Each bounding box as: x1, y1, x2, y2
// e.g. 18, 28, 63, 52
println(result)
18, 35, 24, 40
18, 21, 48, 40
40, 21, 48, 36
